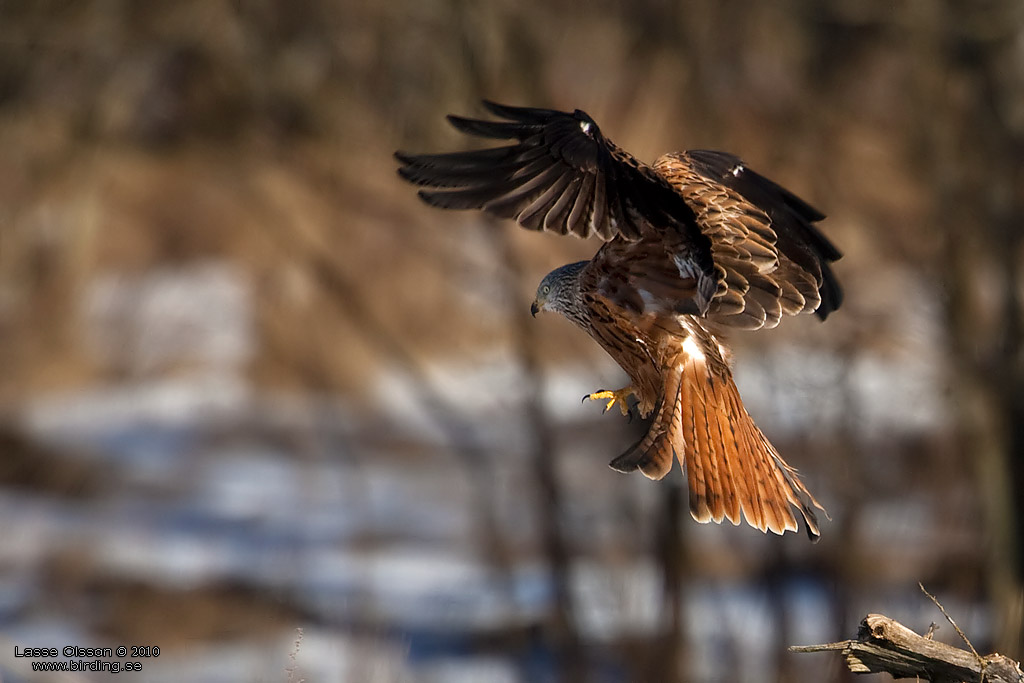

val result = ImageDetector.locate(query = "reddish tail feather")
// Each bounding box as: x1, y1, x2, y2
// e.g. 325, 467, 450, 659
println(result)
610, 343, 825, 540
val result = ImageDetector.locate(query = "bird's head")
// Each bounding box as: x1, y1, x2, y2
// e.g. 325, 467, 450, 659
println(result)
531, 261, 588, 319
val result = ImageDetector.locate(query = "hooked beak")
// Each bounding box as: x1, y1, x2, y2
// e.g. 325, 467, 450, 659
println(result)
530, 300, 540, 317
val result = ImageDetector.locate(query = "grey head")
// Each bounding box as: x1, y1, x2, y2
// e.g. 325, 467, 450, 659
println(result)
530, 260, 589, 326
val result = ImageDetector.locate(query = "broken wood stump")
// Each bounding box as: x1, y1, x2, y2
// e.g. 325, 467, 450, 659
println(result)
791, 613, 1022, 683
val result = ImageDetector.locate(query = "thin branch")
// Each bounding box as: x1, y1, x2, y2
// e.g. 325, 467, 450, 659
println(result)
919, 582, 981, 661
479, 218, 586, 683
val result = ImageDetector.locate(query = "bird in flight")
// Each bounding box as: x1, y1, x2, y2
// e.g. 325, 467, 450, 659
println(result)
396, 101, 842, 540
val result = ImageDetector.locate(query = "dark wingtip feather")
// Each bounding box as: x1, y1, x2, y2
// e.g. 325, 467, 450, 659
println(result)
805, 517, 821, 542
801, 221, 843, 263
481, 100, 526, 120
481, 100, 561, 123
416, 188, 454, 208
395, 152, 422, 184
445, 114, 479, 134
813, 265, 843, 320
608, 436, 646, 473
446, 113, 530, 139
807, 232, 843, 319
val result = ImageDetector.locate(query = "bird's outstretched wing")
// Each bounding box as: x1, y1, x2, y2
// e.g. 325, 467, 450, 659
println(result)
395, 102, 710, 258
656, 150, 843, 330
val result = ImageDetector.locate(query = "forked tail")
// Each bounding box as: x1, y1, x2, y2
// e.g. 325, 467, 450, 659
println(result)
609, 346, 826, 540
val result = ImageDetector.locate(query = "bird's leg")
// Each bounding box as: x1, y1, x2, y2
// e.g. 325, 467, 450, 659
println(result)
583, 386, 635, 417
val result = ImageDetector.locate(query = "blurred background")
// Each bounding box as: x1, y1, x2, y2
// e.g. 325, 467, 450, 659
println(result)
0, 1, 1022, 681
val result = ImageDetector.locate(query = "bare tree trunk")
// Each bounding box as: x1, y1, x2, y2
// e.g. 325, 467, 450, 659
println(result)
484, 222, 587, 683
648, 478, 687, 683
913, 1, 1024, 657
439, 4, 587, 677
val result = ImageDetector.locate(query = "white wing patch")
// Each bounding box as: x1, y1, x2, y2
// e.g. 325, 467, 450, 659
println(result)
681, 334, 705, 361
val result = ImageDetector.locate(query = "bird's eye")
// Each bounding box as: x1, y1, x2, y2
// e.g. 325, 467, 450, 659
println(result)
541, 285, 550, 295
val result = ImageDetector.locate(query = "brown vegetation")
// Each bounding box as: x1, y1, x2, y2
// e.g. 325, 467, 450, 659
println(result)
0, 1, 1021, 680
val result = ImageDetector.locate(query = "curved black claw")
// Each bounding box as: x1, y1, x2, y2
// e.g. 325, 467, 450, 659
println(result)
626, 398, 641, 424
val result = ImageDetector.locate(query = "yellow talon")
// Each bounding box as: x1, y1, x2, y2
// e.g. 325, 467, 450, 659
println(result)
584, 387, 634, 417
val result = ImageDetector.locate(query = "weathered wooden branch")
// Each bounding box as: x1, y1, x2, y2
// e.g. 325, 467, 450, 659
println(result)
791, 614, 1023, 683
